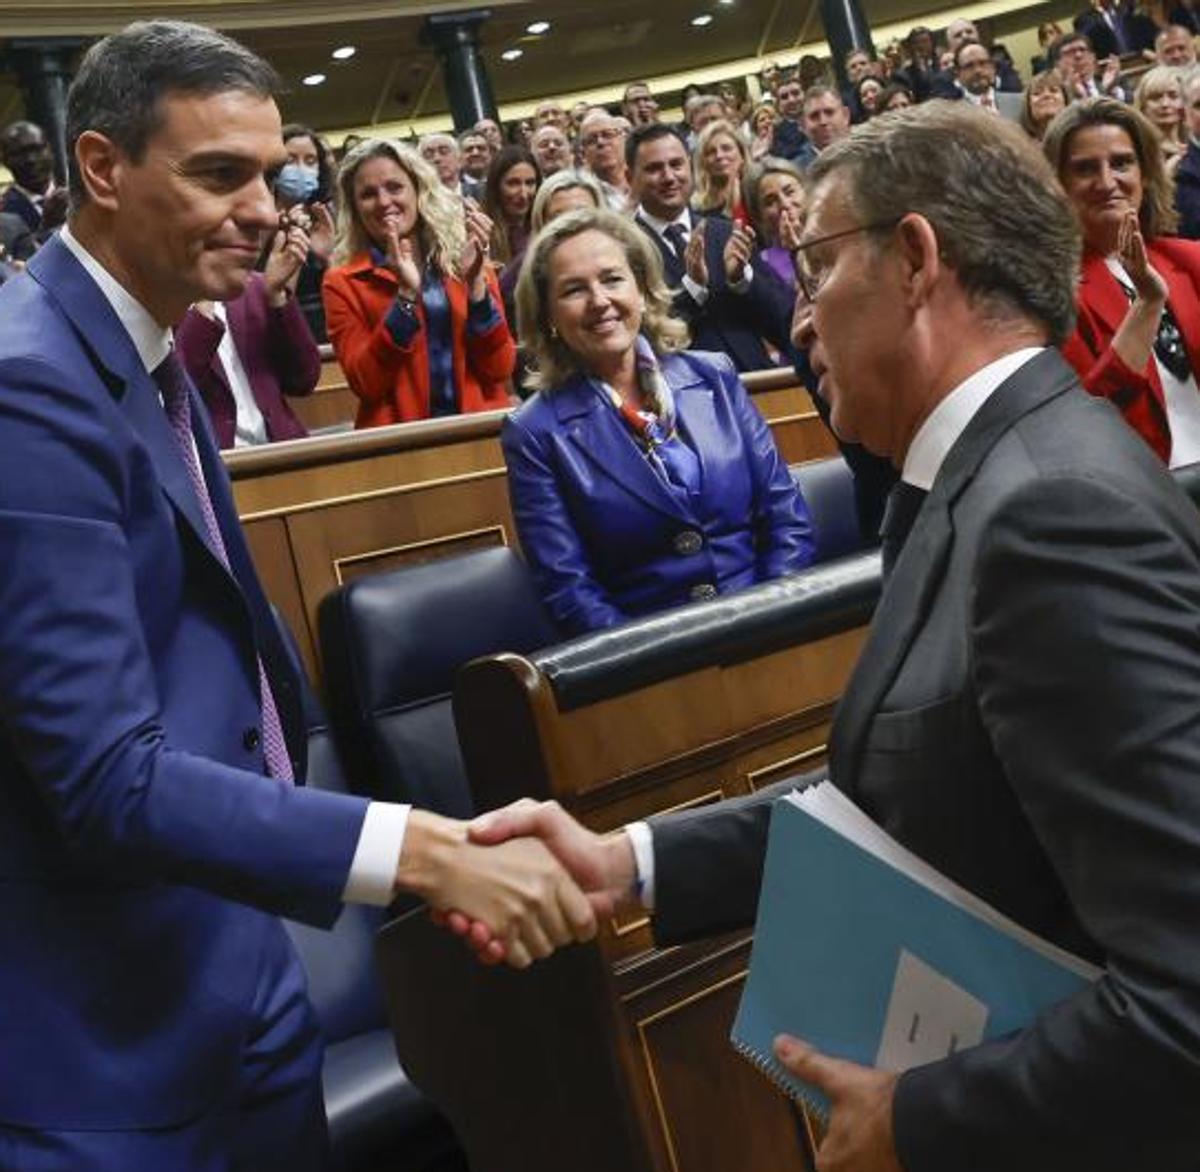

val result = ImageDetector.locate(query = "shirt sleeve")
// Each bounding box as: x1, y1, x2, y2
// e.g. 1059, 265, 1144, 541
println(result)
342, 801, 411, 905
625, 820, 656, 910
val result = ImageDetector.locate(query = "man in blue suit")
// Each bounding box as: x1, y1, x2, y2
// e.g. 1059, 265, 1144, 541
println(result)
0, 20, 595, 1171
628, 124, 796, 373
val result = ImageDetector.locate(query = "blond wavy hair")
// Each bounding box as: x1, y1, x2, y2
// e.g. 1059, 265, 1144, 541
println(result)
333, 137, 467, 273
691, 119, 750, 217
515, 207, 689, 391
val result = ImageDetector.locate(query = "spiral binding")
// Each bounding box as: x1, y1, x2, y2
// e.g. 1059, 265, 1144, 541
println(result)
731, 1037, 831, 1126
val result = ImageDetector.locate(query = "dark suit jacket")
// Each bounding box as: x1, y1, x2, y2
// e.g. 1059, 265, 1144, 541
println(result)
1060, 237, 1200, 463
1074, 3, 1157, 58
502, 349, 814, 635
651, 350, 1200, 1170
0, 234, 367, 1133
635, 209, 795, 373
0, 184, 40, 232
175, 271, 318, 448
1176, 141, 1200, 241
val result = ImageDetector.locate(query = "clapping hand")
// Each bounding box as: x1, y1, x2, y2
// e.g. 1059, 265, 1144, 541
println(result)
724, 222, 756, 284
263, 210, 313, 306
778, 206, 805, 254
1117, 209, 1167, 304
306, 201, 336, 264
383, 216, 422, 301
461, 204, 495, 300
1099, 54, 1122, 94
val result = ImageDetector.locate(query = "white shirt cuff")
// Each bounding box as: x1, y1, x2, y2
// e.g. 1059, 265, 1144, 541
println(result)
681, 273, 709, 306
625, 820, 656, 911
342, 801, 411, 905
729, 264, 754, 294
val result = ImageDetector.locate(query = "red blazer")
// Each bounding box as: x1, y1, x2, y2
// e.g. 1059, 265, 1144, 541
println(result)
322, 252, 515, 428
1060, 237, 1200, 463
175, 272, 318, 448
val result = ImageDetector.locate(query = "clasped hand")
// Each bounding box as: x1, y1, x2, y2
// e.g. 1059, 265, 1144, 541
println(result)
397, 807, 608, 970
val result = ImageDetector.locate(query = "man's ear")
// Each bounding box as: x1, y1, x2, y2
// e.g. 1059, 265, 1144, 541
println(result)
894, 213, 941, 307
73, 131, 123, 212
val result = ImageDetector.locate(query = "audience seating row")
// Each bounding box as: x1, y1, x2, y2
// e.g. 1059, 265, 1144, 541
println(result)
226, 367, 837, 682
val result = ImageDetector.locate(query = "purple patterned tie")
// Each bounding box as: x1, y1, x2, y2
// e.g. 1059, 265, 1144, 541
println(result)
153, 350, 294, 783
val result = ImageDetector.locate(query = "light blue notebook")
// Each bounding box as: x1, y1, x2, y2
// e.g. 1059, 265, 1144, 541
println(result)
731, 783, 1101, 1118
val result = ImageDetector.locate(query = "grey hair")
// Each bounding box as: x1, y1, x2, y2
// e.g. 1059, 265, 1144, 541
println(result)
66, 20, 280, 208
515, 207, 688, 391
530, 169, 604, 232
809, 100, 1080, 345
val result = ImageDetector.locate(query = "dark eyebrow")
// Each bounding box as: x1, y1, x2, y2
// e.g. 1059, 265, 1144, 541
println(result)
183, 149, 277, 172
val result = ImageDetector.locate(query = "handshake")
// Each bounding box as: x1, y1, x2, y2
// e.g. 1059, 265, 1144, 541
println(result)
394, 800, 639, 969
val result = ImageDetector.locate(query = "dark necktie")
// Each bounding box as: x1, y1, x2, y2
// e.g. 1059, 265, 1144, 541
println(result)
662, 222, 689, 265
880, 481, 929, 577
153, 350, 294, 782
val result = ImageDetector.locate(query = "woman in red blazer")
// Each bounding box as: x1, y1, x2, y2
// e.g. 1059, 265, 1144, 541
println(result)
1046, 98, 1200, 466
323, 139, 516, 429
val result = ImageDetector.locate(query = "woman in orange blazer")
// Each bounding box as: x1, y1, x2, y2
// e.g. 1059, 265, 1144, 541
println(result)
323, 138, 516, 428
1046, 99, 1200, 466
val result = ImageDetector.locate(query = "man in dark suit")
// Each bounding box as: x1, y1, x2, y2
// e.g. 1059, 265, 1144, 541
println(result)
469, 103, 1200, 1171
627, 123, 794, 372
0, 119, 58, 233
1074, 0, 1156, 59
0, 20, 595, 1171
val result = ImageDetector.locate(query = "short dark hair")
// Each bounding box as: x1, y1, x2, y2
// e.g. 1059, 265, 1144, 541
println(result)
625, 122, 688, 172
1047, 31, 1094, 64
809, 102, 1080, 344
66, 20, 280, 206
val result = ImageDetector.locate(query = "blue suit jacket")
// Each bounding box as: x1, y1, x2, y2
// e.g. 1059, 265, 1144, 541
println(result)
0, 235, 368, 1131
502, 349, 815, 635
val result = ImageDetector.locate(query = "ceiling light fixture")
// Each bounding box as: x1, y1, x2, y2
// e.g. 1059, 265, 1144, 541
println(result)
331, 46, 356, 60
501, 48, 524, 61
302, 73, 327, 86
691, 14, 714, 26
526, 20, 551, 34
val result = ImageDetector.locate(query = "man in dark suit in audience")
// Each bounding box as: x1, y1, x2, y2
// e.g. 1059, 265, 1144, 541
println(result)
0, 20, 595, 1172
628, 123, 793, 372
1074, 0, 1156, 59
0, 119, 58, 233
769, 75, 817, 166
469, 103, 1200, 1172
1175, 71, 1200, 238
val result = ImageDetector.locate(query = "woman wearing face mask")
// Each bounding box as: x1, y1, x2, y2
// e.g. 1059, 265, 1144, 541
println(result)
323, 139, 515, 428
502, 208, 814, 635
275, 123, 336, 343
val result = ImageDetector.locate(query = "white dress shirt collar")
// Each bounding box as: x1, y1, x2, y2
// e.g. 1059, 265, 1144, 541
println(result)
903, 347, 1044, 490
637, 204, 691, 238
59, 222, 171, 374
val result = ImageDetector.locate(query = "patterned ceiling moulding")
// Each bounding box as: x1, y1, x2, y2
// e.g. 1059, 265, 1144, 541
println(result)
0, 0, 524, 36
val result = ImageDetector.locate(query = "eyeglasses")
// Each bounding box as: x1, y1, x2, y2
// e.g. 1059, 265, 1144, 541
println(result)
582, 128, 624, 147
793, 218, 901, 300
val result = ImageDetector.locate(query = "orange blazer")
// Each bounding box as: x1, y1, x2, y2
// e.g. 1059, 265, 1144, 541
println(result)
1060, 237, 1200, 463
323, 252, 515, 429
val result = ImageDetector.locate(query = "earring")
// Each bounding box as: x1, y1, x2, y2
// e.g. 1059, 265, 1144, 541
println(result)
549, 324, 559, 340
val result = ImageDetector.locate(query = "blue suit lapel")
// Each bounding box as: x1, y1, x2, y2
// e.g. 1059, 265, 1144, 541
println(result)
552, 372, 691, 522
28, 235, 216, 554
664, 353, 715, 493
